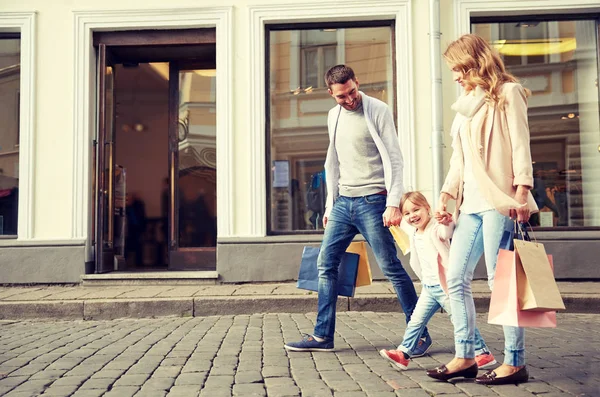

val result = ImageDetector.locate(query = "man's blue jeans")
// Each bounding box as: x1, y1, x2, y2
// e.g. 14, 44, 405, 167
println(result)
398, 284, 489, 357
313, 195, 424, 341
446, 210, 525, 366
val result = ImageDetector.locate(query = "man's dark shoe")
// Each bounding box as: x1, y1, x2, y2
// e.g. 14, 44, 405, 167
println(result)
475, 366, 529, 385
426, 363, 478, 381
412, 335, 432, 357
284, 334, 334, 352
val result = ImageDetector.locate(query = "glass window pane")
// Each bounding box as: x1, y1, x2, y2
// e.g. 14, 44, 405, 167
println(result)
472, 20, 600, 228
268, 25, 394, 233
0, 36, 20, 236
177, 69, 217, 247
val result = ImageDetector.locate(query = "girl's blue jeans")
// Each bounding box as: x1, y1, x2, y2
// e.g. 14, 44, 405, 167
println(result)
447, 210, 525, 366
313, 195, 424, 341
398, 284, 489, 357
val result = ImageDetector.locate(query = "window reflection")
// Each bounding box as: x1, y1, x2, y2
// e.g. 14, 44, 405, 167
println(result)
177, 69, 217, 246
473, 20, 600, 228
0, 36, 20, 236
268, 25, 394, 233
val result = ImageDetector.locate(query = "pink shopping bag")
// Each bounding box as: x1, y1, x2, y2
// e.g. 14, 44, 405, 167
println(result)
487, 249, 557, 328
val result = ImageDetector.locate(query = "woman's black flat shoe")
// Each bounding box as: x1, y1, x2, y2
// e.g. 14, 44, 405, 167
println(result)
426, 363, 478, 381
475, 366, 529, 385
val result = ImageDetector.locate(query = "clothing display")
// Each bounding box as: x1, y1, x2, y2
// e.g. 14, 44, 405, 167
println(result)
0, 187, 18, 235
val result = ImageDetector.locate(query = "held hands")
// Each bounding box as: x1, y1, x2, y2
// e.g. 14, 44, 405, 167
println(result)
435, 211, 453, 226
509, 186, 531, 223
434, 193, 452, 225
382, 206, 402, 227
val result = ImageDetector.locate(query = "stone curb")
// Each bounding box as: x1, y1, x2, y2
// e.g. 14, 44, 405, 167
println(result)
84, 298, 194, 320
0, 294, 595, 320
0, 301, 83, 320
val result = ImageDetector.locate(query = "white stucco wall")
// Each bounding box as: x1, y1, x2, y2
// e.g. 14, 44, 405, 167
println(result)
0, 0, 454, 241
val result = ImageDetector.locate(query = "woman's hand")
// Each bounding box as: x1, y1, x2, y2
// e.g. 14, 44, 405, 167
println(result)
510, 185, 531, 223
434, 193, 452, 224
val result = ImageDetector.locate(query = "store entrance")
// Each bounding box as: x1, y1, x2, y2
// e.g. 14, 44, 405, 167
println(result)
92, 30, 217, 273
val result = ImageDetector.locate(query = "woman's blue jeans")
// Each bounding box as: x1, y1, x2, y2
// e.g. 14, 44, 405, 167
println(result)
398, 284, 489, 357
313, 195, 424, 341
446, 210, 525, 366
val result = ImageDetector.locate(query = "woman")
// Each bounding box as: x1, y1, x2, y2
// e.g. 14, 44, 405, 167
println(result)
426, 34, 538, 385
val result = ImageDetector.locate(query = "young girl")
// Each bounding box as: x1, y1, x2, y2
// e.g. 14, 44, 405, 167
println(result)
379, 191, 496, 371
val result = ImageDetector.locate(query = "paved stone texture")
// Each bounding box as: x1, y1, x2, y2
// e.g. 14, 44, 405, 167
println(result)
0, 313, 597, 396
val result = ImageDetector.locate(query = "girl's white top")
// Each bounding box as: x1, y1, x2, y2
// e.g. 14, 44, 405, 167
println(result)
412, 221, 441, 285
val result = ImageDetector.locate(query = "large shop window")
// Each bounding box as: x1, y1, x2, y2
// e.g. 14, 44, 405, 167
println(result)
266, 22, 395, 234
0, 34, 20, 237
473, 18, 600, 229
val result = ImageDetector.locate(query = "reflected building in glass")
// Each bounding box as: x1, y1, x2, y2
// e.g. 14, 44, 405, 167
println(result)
473, 20, 600, 228
268, 25, 395, 233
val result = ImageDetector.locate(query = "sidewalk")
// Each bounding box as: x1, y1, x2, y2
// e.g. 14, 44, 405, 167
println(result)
0, 281, 596, 320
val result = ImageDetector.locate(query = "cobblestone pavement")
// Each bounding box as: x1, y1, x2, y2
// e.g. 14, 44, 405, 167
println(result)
0, 313, 597, 397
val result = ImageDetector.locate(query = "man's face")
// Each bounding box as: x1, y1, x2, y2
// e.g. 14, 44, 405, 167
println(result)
328, 78, 361, 111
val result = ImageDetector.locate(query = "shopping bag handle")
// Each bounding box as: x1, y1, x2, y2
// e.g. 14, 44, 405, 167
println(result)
501, 222, 534, 251
515, 221, 543, 248
514, 221, 531, 242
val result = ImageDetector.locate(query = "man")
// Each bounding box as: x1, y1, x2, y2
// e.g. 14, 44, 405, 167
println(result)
284, 65, 431, 355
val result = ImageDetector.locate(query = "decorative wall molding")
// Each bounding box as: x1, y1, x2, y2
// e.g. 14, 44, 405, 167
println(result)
454, 0, 600, 35
248, 1, 414, 237
72, 7, 234, 245
0, 12, 36, 240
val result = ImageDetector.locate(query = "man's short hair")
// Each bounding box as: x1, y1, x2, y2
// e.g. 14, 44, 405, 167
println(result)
324, 65, 355, 88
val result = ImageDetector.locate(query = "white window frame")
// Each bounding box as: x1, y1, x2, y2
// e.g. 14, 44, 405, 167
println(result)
454, 0, 600, 34
0, 12, 36, 240
248, 1, 414, 237
72, 7, 234, 252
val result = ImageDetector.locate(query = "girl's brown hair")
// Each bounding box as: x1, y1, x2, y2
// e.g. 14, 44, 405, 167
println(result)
400, 191, 431, 213
443, 34, 529, 105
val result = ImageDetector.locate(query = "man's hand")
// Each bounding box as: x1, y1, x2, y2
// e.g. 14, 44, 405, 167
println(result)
382, 206, 402, 227
509, 186, 530, 223
323, 216, 328, 228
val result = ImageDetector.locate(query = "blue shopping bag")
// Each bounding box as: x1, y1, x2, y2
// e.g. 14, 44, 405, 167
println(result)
297, 246, 360, 297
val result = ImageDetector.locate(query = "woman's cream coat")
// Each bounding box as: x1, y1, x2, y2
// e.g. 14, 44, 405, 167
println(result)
441, 83, 538, 218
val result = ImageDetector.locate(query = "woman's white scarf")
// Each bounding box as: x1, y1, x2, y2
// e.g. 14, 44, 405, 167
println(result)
451, 86, 526, 214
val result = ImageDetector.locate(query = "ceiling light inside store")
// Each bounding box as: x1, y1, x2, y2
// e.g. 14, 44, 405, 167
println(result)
561, 113, 578, 120
492, 38, 576, 56
516, 22, 540, 28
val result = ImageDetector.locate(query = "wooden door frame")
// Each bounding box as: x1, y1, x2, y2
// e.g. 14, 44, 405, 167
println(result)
93, 28, 216, 46
92, 30, 219, 272
94, 43, 116, 273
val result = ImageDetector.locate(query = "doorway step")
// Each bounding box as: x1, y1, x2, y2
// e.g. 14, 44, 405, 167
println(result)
81, 271, 218, 286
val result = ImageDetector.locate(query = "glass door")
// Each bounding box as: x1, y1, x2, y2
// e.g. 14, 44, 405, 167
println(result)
168, 62, 217, 270
94, 43, 117, 273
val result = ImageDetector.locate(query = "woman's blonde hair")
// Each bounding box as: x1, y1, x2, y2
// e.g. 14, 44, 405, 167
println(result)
400, 191, 431, 213
443, 34, 529, 104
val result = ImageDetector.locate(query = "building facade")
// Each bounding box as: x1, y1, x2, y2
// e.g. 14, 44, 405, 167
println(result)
0, 0, 599, 284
